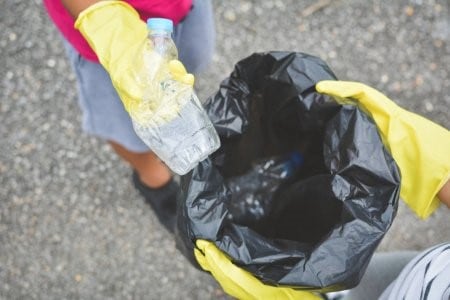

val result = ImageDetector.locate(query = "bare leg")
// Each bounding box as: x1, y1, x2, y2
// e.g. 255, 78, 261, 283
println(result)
438, 179, 450, 208
108, 140, 171, 188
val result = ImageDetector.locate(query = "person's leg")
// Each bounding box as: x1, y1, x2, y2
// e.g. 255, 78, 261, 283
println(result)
63, 39, 171, 188
62, 1, 215, 230
344, 251, 418, 300
108, 141, 170, 188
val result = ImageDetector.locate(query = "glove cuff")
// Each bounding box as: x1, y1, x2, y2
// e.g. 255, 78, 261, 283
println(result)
74, 0, 147, 71
75, 1, 139, 29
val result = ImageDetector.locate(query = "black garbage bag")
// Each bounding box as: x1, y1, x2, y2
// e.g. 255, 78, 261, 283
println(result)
176, 52, 400, 291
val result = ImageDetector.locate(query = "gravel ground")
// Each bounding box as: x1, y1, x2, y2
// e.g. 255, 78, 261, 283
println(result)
1, 0, 449, 299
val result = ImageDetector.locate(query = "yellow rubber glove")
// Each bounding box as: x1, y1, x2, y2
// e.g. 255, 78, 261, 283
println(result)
316, 80, 450, 219
74, 1, 194, 114
194, 239, 322, 300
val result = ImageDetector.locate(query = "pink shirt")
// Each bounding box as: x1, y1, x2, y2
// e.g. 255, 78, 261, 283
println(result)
43, 0, 193, 62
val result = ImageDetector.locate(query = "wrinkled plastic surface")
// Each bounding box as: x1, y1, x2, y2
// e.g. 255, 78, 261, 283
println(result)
131, 30, 220, 175
177, 52, 400, 291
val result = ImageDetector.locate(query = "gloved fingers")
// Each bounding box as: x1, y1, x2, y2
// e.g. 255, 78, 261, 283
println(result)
194, 240, 322, 300
196, 240, 256, 299
193, 248, 209, 272
169, 60, 195, 86
316, 80, 368, 98
196, 240, 230, 274
316, 80, 400, 115
181, 73, 195, 86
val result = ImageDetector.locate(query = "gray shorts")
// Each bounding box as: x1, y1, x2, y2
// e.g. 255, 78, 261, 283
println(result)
64, 0, 215, 152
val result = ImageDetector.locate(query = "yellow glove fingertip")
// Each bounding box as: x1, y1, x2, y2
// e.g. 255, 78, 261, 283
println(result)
315, 80, 330, 94
195, 239, 209, 249
168, 59, 187, 74
194, 248, 209, 271
183, 73, 195, 86
316, 80, 347, 95
168, 60, 195, 86
316, 80, 362, 97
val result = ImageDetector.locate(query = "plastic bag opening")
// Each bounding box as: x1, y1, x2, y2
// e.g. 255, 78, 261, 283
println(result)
178, 52, 400, 290
218, 90, 344, 246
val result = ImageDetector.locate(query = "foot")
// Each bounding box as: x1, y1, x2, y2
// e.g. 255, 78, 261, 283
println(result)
132, 170, 179, 233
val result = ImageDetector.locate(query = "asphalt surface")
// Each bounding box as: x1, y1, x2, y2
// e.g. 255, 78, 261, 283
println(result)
1, 0, 449, 299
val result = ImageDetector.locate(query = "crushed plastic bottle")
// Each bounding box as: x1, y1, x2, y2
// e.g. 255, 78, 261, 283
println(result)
130, 18, 220, 175
226, 151, 304, 226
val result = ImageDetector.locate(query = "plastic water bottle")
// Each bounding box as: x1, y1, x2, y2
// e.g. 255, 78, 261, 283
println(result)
130, 18, 220, 175
226, 151, 304, 225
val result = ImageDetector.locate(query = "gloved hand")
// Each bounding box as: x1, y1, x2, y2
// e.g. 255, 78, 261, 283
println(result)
74, 1, 194, 114
316, 80, 450, 219
194, 239, 322, 300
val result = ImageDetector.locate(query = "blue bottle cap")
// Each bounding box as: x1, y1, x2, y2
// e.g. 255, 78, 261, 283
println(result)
289, 151, 304, 168
147, 18, 174, 33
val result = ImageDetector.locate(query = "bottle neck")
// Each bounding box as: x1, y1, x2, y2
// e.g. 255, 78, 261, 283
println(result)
149, 29, 172, 38
148, 29, 178, 60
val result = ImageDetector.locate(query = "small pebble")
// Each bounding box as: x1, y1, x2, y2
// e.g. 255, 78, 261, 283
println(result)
9, 32, 17, 41
224, 10, 236, 22
405, 6, 414, 16
47, 59, 56, 68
